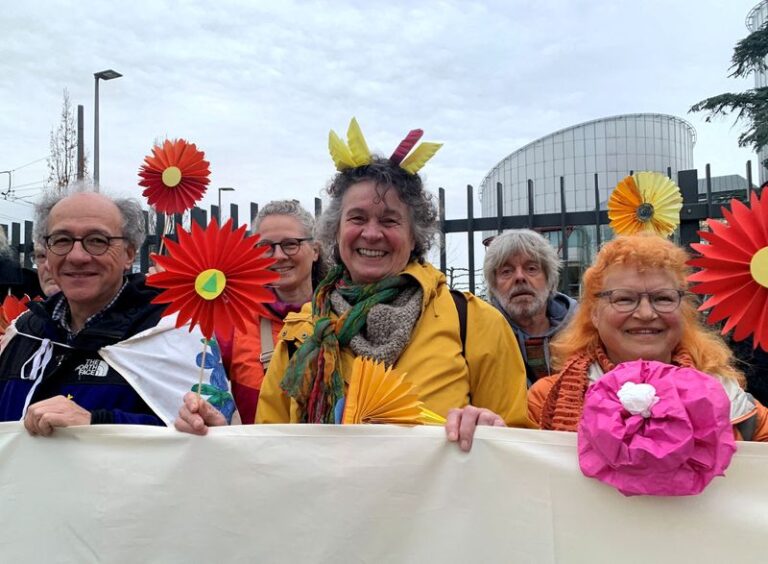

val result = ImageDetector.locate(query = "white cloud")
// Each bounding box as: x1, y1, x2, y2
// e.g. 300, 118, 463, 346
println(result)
0, 0, 761, 249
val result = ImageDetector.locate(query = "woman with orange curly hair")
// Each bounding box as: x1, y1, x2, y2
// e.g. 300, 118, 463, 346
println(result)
528, 233, 768, 441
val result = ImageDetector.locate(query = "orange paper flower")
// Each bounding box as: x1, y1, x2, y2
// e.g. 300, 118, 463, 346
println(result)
608, 172, 682, 237
138, 139, 211, 214
147, 218, 279, 339
688, 190, 768, 351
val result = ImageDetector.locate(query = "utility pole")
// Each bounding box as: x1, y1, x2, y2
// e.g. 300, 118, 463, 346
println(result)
77, 104, 85, 180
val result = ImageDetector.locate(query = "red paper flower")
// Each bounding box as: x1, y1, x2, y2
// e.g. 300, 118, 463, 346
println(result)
0, 294, 31, 333
138, 139, 211, 214
688, 190, 768, 351
147, 218, 279, 339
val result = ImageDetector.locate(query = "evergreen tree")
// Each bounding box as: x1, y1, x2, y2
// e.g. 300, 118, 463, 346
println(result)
690, 21, 768, 166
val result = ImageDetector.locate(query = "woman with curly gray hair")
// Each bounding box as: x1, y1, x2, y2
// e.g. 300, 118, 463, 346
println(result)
180, 120, 530, 451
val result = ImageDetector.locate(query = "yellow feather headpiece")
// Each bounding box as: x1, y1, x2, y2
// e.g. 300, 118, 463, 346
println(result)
328, 118, 442, 174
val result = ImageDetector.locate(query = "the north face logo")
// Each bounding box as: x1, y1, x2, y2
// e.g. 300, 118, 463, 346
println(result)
74, 359, 109, 377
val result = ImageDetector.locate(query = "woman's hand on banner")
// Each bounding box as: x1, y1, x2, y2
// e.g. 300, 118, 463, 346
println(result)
175, 392, 227, 435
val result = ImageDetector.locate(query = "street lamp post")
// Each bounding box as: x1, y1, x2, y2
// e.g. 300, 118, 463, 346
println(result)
93, 69, 122, 189
218, 187, 235, 223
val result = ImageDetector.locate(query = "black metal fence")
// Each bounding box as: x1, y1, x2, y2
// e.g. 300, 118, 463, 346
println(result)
438, 163, 760, 296
1, 198, 324, 272
1, 164, 760, 295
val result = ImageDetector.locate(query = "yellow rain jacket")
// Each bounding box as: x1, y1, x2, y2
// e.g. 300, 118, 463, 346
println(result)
256, 262, 530, 426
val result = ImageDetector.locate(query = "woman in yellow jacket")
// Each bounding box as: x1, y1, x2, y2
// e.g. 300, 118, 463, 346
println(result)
256, 260, 529, 438
178, 121, 530, 450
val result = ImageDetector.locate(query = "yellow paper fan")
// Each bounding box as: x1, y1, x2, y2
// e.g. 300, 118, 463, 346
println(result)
608, 171, 682, 237
347, 118, 372, 167
400, 142, 443, 174
343, 357, 445, 425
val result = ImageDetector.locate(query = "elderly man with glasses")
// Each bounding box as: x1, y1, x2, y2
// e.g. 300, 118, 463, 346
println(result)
0, 190, 169, 435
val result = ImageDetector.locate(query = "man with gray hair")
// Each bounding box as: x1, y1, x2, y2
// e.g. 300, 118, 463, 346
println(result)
0, 190, 168, 434
483, 229, 576, 385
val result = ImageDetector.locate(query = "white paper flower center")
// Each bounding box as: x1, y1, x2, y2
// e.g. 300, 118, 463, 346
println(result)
617, 382, 659, 418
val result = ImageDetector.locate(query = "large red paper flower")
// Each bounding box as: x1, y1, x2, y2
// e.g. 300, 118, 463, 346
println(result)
688, 190, 768, 351
147, 218, 279, 339
138, 139, 211, 214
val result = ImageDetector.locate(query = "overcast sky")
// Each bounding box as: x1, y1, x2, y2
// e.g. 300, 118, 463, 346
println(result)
1, 0, 763, 263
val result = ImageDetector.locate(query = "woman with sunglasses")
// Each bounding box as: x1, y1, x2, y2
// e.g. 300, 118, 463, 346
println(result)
528, 234, 768, 441
222, 200, 322, 424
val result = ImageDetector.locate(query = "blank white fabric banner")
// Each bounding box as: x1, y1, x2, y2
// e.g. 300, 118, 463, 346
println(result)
0, 422, 766, 563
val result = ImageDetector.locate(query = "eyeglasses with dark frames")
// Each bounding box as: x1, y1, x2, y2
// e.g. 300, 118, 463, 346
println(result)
256, 237, 313, 257
44, 233, 128, 256
594, 288, 685, 314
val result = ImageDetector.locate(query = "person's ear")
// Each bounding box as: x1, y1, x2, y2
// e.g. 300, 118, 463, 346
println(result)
590, 303, 600, 329
311, 241, 320, 262
123, 244, 137, 272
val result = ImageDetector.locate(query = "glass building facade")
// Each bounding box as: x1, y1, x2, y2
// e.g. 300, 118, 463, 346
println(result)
747, 1, 768, 184
477, 113, 696, 295
479, 113, 695, 216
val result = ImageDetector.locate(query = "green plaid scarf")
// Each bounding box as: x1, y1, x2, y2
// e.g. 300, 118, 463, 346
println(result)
280, 265, 412, 423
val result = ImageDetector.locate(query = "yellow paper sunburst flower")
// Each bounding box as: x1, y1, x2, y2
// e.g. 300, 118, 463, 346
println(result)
608, 171, 683, 237
342, 357, 445, 425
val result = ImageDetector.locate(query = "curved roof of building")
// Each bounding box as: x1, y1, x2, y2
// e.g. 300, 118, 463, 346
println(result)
747, 0, 768, 29
479, 113, 696, 190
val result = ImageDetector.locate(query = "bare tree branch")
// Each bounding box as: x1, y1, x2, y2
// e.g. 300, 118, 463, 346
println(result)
46, 89, 88, 191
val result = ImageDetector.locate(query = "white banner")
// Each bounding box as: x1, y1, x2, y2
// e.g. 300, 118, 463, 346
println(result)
0, 422, 766, 563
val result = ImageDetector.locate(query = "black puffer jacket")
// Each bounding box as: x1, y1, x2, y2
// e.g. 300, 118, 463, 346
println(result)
0, 273, 166, 425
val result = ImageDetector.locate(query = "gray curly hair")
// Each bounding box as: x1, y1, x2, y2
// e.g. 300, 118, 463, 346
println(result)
484, 229, 561, 296
252, 198, 326, 284
316, 156, 438, 266
34, 186, 146, 250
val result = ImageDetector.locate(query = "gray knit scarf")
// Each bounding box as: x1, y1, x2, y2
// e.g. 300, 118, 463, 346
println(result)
329, 284, 423, 366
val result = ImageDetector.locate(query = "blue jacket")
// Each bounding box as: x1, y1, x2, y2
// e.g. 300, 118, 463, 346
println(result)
0, 274, 166, 425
